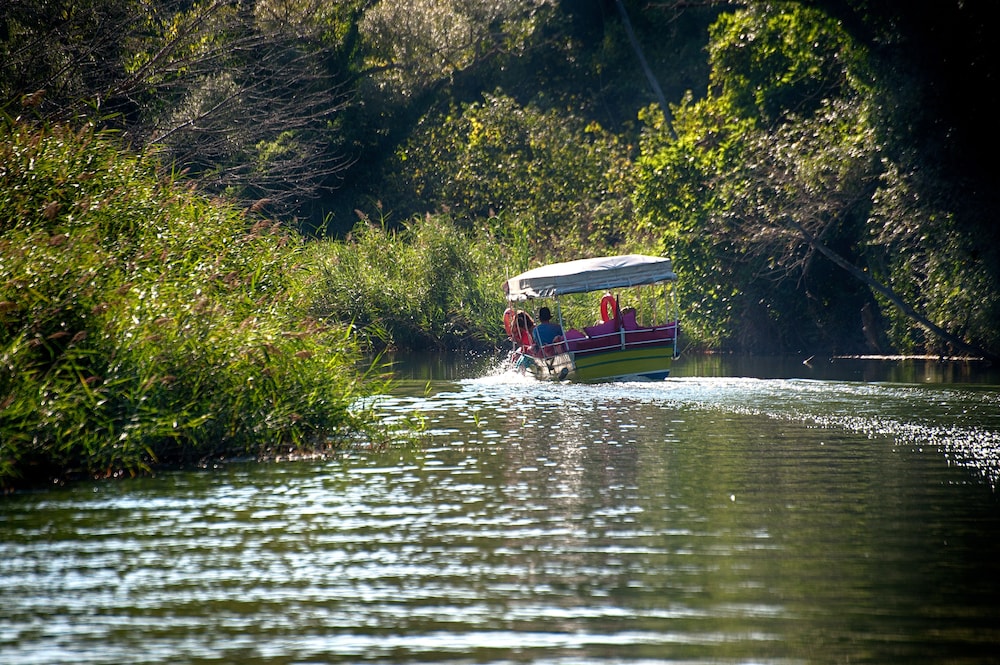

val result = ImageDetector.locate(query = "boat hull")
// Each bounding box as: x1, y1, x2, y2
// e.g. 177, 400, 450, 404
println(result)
572, 345, 674, 382
518, 344, 674, 383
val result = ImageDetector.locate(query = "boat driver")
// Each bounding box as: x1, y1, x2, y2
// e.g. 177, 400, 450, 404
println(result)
532, 306, 564, 352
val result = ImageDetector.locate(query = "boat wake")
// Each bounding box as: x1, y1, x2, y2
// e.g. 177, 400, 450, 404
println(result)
457, 374, 1000, 490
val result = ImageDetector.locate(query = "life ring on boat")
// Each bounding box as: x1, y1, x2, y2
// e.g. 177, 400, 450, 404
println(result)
503, 307, 517, 337
600, 293, 619, 322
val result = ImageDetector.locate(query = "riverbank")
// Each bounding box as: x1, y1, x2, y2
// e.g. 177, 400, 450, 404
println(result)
0, 122, 386, 490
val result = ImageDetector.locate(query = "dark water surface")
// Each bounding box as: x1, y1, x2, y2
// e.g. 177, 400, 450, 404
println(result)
3, 354, 999, 664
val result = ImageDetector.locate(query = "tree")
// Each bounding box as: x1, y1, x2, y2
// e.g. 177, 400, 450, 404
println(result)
357, 0, 556, 101
386, 91, 635, 256
1, 0, 357, 216
0, 0, 145, 116
706, 3, 869, 127
633, 98, 756, 349
634, 3, 999, 357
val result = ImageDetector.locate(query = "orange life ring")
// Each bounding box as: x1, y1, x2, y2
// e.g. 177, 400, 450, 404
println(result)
503, 307, 517, 337
600, 293, 619, 322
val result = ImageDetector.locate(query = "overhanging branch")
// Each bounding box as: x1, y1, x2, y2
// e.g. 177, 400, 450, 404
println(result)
787, 216, 997, 361
615, 0, 675, 139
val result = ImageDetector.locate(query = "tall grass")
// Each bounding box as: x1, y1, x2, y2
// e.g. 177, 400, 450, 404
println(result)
304, 213, 527, 351
1, 120, 386, 488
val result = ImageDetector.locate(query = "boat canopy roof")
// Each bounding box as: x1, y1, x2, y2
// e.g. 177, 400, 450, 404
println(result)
504, 254, 676, 301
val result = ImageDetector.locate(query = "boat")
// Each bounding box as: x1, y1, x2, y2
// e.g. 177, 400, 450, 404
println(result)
502, 254, 679, 382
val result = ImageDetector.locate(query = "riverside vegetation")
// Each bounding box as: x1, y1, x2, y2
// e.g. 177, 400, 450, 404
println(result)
0, 121, 393, 488
3, 1, 1000, 486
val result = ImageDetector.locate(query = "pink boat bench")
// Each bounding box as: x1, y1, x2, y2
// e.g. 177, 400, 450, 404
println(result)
562, 309, 677, 354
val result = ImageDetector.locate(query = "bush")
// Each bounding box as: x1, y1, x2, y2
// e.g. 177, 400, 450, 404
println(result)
0, 120, 385, 488
304, 212, 524, 351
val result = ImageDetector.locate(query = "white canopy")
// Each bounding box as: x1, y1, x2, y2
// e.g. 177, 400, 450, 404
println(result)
504, 254, 676, 301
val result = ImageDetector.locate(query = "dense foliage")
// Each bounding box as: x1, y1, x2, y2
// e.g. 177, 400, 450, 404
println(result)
364, 2, 999, 358
0, 120, 385, 487
1, 0, 358, 216
303, 213, 521, 351
386, 92, 636, 254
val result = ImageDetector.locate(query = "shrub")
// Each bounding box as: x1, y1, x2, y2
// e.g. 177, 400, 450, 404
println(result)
304, 213, 523, 351
0, 120, 385, 488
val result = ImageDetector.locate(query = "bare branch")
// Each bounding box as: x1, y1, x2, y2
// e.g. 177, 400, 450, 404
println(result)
787, 216, 997, 361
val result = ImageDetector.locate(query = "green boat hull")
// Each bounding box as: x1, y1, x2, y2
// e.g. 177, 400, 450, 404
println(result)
524, 345, 674, 383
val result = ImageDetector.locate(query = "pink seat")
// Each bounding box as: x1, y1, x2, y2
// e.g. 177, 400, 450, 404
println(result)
584, 319, 618, 337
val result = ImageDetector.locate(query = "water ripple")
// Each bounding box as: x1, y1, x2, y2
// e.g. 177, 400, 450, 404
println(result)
3, 372, 1000, 664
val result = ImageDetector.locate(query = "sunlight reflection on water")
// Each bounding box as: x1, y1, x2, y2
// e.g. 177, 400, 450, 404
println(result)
2, 357, 1000, 664
380, 365, 1000, 488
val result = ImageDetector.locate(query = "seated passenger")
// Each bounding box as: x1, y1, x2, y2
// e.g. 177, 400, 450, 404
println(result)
532, 306, 564, 353
512, 311, 534, 351
620, 307, 639, 330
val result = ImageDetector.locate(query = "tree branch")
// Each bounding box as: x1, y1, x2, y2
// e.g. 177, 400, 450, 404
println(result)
787, 216, 997, 361
614, 0, 675, 139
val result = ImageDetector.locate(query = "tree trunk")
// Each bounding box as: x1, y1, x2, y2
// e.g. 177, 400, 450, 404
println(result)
614, 0, 676, 139
787, 217, 998, 362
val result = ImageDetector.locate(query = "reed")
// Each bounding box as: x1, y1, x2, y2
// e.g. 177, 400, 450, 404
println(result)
304, 213, 524, 351
1, 120, 386, 488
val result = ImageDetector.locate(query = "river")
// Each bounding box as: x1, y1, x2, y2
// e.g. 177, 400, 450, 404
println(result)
2, 354, 999, 664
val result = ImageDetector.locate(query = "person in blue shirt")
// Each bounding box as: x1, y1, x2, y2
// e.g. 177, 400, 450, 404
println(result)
532, 306, 564, 354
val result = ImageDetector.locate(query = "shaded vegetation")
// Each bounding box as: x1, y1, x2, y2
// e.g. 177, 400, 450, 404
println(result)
303, 212, 522, 351
365, 2, 1000, 359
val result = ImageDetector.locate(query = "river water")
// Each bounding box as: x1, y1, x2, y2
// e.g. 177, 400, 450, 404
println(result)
2, 354, 999, 664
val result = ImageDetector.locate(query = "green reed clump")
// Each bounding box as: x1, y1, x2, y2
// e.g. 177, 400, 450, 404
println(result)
1, 120, 385, 488
305, 213, 523, 350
